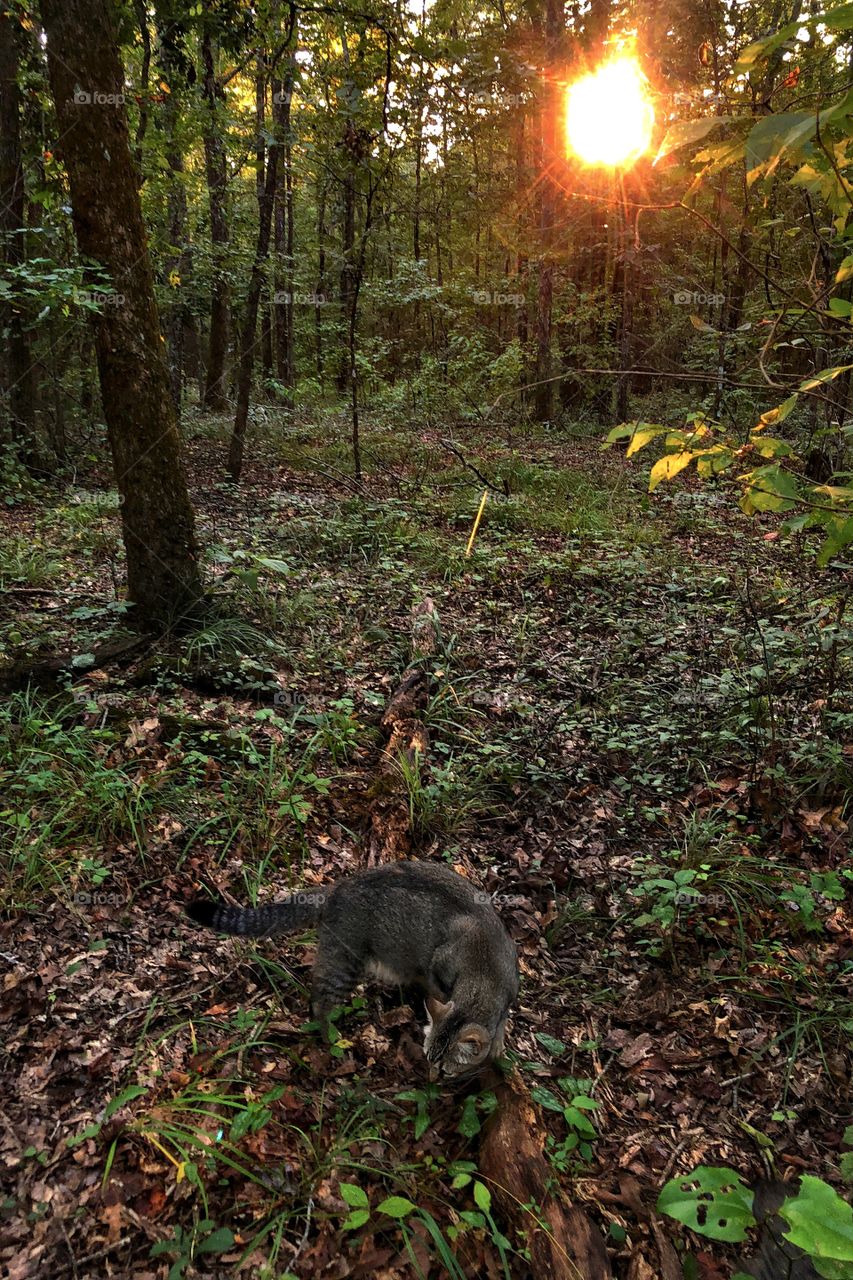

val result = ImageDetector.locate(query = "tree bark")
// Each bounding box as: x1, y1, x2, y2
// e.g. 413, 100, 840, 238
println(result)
272, 54, 296, 400
533, 0, 564, 423
40, 0, 203, 628
315, 180, 327, 379
0, 10, 38, 464
227, 48, 283, 481
159, 22, 190, 412
201, 22, 230, 412
480, 1069, 614, 1280
366, 600, 438, 865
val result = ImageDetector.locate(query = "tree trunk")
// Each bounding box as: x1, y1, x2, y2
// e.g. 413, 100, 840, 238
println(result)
533, 0, 564, 423
315, 180, 327, 379
337, 154, 357, 394
0, 10, 38, 464
272, 53, 295, 400
201, 23, 229, 412
615, 191, 636, 422
161, 45, 189, 412
227, 57, 281, 481
40, 0, 203, 628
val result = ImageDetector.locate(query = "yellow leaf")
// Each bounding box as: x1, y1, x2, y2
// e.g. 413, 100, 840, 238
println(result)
649, 452, 695, 492
836, 254, 853, 284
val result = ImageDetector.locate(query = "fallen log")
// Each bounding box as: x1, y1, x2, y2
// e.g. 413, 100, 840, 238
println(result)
0, 633, 149, 693
479, 1068, 614, 1280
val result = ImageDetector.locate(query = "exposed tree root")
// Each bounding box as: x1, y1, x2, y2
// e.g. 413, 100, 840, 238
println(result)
366, 669, 429, 864
479, 1068, 614, 1280
365, 599, 439, 864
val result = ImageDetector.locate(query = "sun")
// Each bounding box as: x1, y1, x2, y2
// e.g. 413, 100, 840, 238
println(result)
565, 56, 655, 167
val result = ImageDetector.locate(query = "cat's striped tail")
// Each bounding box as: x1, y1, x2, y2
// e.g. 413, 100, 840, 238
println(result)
185, 887, 328, 937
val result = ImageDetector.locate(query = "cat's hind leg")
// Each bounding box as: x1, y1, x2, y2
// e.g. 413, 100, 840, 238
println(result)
310, 925, 362, 1043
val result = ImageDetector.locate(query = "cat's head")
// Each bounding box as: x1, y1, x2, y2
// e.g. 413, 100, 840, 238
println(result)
423, 997, 507, 1079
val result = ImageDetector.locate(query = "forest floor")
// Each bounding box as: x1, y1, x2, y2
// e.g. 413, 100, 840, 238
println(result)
1, 410, 851, 1280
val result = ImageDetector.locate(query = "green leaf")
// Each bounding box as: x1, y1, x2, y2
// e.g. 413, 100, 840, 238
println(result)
339, 1183, 369, 1209
657, 1166, 756, 1243
649, 452, 696, 492
746, 111, 817, 176
836, 255, 853, 284
377, 1196, 417, 1219
66, 1122, 102, 1148
758, 394, 799, 427
564, 1106, 597, 1138
473, 1181, 492, 1213
535, 1032, 566, 1057
654, 117, 742, 163
778, 1176, 853, 1263
740, 464, 800, 514
829, 297, 853, 318
817, 516, 853, 567
255, 557, 290, 574
800, 363, 853, 392
457, 1094, 481, 1138
569, 1095, 599, 1111
197, 1228, 235, 1254
342, 1209, 370, 1231
103, 1085, 148, 1120
750, 435, 796, 459
530, 1086, 565, 1113
736, 9, 853, 77
840, 1152, 853, 1184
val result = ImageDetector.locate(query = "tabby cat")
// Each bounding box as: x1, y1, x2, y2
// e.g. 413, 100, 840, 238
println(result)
186, 860, 518, 1078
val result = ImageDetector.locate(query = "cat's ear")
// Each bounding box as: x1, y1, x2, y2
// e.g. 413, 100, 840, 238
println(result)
425, 996, 454, 1025
456, 1023, 490, 1054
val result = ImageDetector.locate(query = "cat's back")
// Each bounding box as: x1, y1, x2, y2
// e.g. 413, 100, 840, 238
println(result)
324, 860, 504, 941
345, 859, 490, 913
337, 861, 514, 965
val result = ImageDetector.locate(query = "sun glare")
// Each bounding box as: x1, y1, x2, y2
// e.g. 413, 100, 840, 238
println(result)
565, 56, 654, 167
